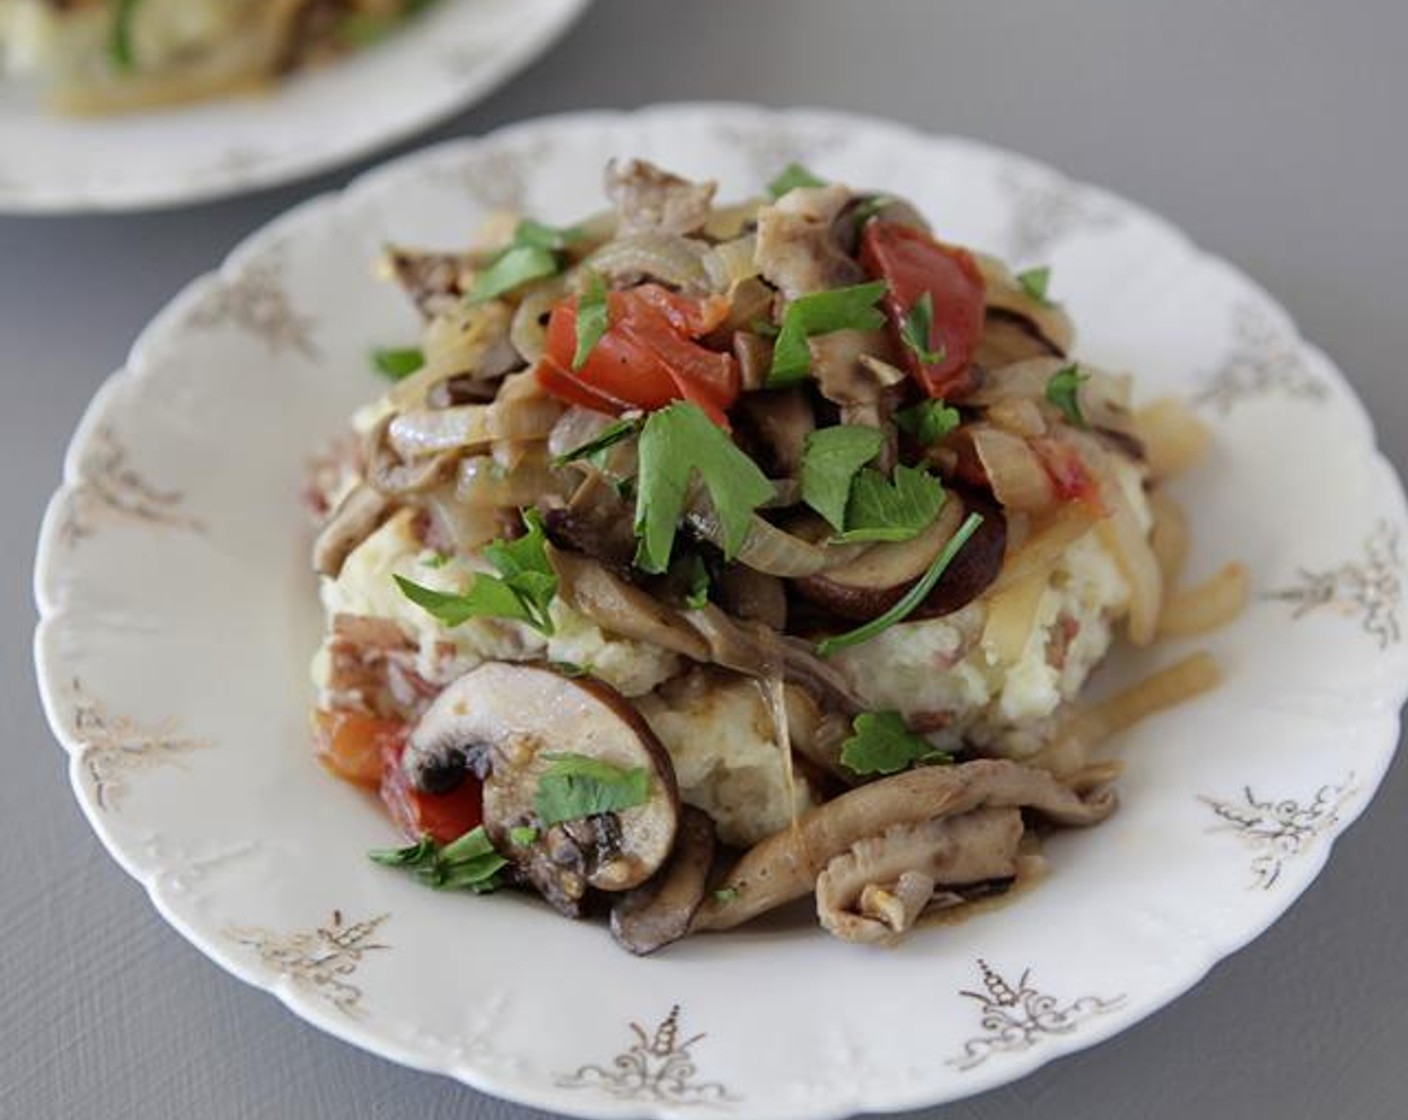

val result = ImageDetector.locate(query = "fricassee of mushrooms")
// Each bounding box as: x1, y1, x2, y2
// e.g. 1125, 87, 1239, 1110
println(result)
310, 155, 1226, 954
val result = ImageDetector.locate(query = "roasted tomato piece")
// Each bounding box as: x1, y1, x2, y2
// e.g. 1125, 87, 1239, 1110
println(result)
379, 739, 484, 845
313, 709, 404, 790
859, 220, 986, 400
537, 284, 738, 425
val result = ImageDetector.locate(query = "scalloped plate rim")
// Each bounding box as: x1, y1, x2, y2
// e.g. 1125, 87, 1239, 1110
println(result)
30, 102, 1408, 1120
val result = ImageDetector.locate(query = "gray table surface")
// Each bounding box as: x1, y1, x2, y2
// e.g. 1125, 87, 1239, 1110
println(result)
4, 2, 1406, 1118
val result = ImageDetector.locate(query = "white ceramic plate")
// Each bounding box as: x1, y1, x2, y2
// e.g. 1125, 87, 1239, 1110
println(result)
33, 104, 1408, 1119
0, 0, 588, 212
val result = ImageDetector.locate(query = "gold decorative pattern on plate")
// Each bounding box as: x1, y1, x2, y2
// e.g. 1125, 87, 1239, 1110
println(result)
711, 119, 846, 188
225, 910, 390, 1017
1266, 520, 1403, 649
186, 249, 318, 359
433, 138, 552, 214
60, 426, 204, 547
557, 1005, 738, 1106
71, 679, 207, 811
998, 165, 1120, 262
1195, 302, 1330, 414
948, 960, 1125, 1071
1202, 776, 1357, 888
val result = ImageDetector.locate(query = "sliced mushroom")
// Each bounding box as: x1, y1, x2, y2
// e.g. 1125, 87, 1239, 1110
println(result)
815, 809, 1023, 944
605, 159, 717, 237
682, 605, 866, 715
544, 476, 640, 571
715, 564, 787, 630
796, 492, 1007, 622
731, 388, 815, 477
977, 307, 1066, 369
972, 253, 1076, 355
754, 184, 864, 299
312, 483, 392, 578
403, 663, 680, 916
733, 331, 775, 393
548, 545, 864, 713
610, 806, 716, 955
547, 545, 712, 661
693, 758, 1114, 932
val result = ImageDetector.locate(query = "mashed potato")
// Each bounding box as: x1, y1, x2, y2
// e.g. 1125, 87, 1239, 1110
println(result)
833, 514, 1139, 759
313, 509, 680, 702
636, 671, 815, 848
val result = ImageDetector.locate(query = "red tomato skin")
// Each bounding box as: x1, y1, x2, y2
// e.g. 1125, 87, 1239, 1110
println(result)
378, 739, 484, 845
535, 285, 738, 422
1031, 436, 1103, 507
859, 221, 986, 400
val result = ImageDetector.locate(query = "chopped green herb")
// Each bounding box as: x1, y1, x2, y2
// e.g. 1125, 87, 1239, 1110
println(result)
535, 753, 650, 827
769, 280, 889, 386
1046, 364, 1091, 428
800, 425, 885, 532
468, 245, 559, 303
109, 0, 141, 70
749, 317, 780, 339
551, 416, 641, 470
548, 660, 590, 678
338, 13, 399, 46
394, 574, 525, 627
572, 271, 610, 370
395, 509, 557, 634
713, 887, 740, 903
369, 836, 435, 867
817, 512, 985, 655
508, 826, 539, 847
899, 291, 946, 365
633, 402, 774, 573
768, 162, 827, 198
337, 0, 438, 45
369, 826, 508, 893
421, 551, 451, 569
851, 195, 893, 224
838, 465, 947, 543
684, 554, 711, 610
840, 711, 952, 776
512, 218, 587, 252
1016, 265, 1053, 305
371, 346, 425, 381
896, 400, 961, 445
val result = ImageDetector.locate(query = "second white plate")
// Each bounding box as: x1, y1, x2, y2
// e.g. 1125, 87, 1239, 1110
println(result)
0, 0, 589, 212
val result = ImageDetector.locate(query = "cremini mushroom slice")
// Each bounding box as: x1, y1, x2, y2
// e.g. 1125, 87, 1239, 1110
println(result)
311, 483, 391, 578
402, 663, 680, 916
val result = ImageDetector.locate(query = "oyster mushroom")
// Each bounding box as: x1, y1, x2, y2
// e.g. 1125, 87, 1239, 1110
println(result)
815, 809, 1023, 944
693, 758, 1114, 933
311, 483, 392, 578
402, 663, 680, 916
754, 184, 864, 299
606, 159, 717, 237
610, 806, 717, 955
